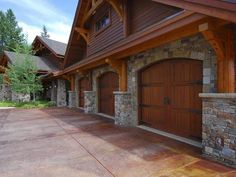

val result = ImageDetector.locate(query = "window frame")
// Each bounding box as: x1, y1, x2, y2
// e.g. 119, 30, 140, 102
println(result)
94, 9, 111, 36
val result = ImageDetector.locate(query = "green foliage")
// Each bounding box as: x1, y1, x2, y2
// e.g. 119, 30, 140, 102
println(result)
0, 74, 3, 84
41, 25, 50, 38
0, 100, 53, 109
6, 45, 43, 100
0, 9, 26, 54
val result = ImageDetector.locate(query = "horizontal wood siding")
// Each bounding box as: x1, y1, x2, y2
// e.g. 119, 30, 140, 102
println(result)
129, 0, 182, 34
87, 2, 124, 57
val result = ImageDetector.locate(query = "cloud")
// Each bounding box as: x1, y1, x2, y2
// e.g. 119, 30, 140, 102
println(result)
18, 21, 70, 44
1, 0, 73, 43
0, 0, 68, 22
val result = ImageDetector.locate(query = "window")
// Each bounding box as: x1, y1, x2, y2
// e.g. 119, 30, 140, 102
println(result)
95, 12, 110, 32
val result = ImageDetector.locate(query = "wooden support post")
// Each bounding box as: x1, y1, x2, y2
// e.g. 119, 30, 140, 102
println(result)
106, 58, 127, 91
202, 26, 235, 93
70, 75, 75, 91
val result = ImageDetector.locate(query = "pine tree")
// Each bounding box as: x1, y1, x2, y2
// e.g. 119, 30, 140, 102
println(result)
41, 25, 50, 38
6, 45, 43, 101
0, 9, 26, 54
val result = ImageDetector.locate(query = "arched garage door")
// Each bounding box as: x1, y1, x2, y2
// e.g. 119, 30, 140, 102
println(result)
78, 77, 90, 108
139, 59, 203, 141
99, 72, 119, 116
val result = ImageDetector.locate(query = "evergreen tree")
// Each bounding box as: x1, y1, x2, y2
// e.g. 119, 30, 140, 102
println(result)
6, 45, 43, 101
41, 25, 50, 38
0, 9, 26, 54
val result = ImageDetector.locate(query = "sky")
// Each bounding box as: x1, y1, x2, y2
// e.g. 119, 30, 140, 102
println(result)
0, 0, 79, 44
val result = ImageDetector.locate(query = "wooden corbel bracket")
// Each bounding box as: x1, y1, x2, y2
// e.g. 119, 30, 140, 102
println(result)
106, 58, 127, 91
75, 27, 90, 44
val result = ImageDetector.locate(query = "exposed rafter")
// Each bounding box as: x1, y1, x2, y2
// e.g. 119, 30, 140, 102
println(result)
105, 58, 127, 91
106, 0, 124, 21
75, 27, 90, 44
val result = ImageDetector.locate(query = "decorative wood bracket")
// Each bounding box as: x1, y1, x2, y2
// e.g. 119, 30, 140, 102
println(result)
82, 0, 104, 25
201, 26, 235, 93
106, 0, 124, 21
106, 58, 127, 91
75, 27, 90, 44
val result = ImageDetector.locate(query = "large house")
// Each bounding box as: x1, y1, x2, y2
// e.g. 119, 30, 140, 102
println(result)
0, 36, 67, 102
3, 0, 236, 167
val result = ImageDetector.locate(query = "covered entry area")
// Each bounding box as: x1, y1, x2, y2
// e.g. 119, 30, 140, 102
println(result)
139, 59, 203, 141
98, 71, 119, 117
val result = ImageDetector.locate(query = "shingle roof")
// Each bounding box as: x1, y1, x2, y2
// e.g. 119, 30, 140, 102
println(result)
4, 51, 58, 72
37, 36, 67, 56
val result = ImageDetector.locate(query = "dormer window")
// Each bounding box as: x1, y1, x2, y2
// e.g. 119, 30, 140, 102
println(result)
95, 11, 110, 33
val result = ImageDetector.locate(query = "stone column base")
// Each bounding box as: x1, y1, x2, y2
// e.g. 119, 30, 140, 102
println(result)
57, 79, 67, 107
84, 91, 96, 114
199, 93, 236, 167
114, 92, 133, 127
68, 91, 77, 108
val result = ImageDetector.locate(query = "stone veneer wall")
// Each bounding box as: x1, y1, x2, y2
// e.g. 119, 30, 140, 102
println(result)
56, 79, 67, 107
84, 91, 96, 114
68, 91, 77, 108
200, 93, 236, 167
0, 85, 11, 101
12, 92, 30, 102
127, 34, 217, 126
50, 80, 57, 103
114, 92, 133, 126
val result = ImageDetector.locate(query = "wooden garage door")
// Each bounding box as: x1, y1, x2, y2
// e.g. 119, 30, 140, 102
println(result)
78, 77, 90, 108
139, 59, 203, 141
99, 72, 119, 116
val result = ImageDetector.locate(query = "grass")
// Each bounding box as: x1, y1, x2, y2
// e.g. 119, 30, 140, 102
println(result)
0, 100, 55, 109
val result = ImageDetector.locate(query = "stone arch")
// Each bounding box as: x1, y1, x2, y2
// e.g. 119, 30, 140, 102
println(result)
127, 34, 217, 126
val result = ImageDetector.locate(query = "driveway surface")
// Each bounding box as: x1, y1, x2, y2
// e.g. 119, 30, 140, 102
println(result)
0, 108, 235, 177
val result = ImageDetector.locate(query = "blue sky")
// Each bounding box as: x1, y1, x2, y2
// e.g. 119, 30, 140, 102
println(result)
0, 0, 79, 43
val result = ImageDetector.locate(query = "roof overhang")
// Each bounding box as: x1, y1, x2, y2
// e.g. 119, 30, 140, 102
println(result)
151, 0, 236, 23
61, 11, 231, 75
32, 36, 65, 59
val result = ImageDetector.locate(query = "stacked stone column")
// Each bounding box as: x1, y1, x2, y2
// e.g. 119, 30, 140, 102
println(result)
56, 79, 67, 107
114, 92, 133, 126
200, 93, 236, 167
68, 91, 77, 108
84, 91, 96, 114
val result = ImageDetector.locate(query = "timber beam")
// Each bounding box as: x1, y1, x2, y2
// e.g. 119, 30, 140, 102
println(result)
82, 0, 104, 25
202, 26, 235, 93
105, 58, 127, 91
75, 27, 90, 44
106, 0, 124, 21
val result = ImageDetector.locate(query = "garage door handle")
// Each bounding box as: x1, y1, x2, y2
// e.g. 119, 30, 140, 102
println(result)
163, 97, 171, 105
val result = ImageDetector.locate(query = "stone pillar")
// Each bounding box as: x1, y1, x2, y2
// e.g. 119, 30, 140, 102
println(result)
199, 93, 236, 167
84, 91, 96, 114
68, 91, 77, 108
114, 92, 134, 126
57, 79, 67, 107
0, 84, 12, 101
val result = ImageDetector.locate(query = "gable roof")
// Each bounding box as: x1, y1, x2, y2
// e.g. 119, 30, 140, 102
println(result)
3, 51, 59, 72
33, 36, 67, 57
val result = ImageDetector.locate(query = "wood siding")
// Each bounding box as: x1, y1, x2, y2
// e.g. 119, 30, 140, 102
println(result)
129, 0, 182, 34
87, 2, 124, 57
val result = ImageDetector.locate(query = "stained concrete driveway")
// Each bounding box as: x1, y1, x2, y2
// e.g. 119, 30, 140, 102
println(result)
0, 108, 235, 177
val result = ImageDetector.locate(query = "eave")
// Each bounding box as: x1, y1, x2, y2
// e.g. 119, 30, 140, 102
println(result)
152, 0, 236, 23
62, 11, 212, 75
32, 36, 65, 60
